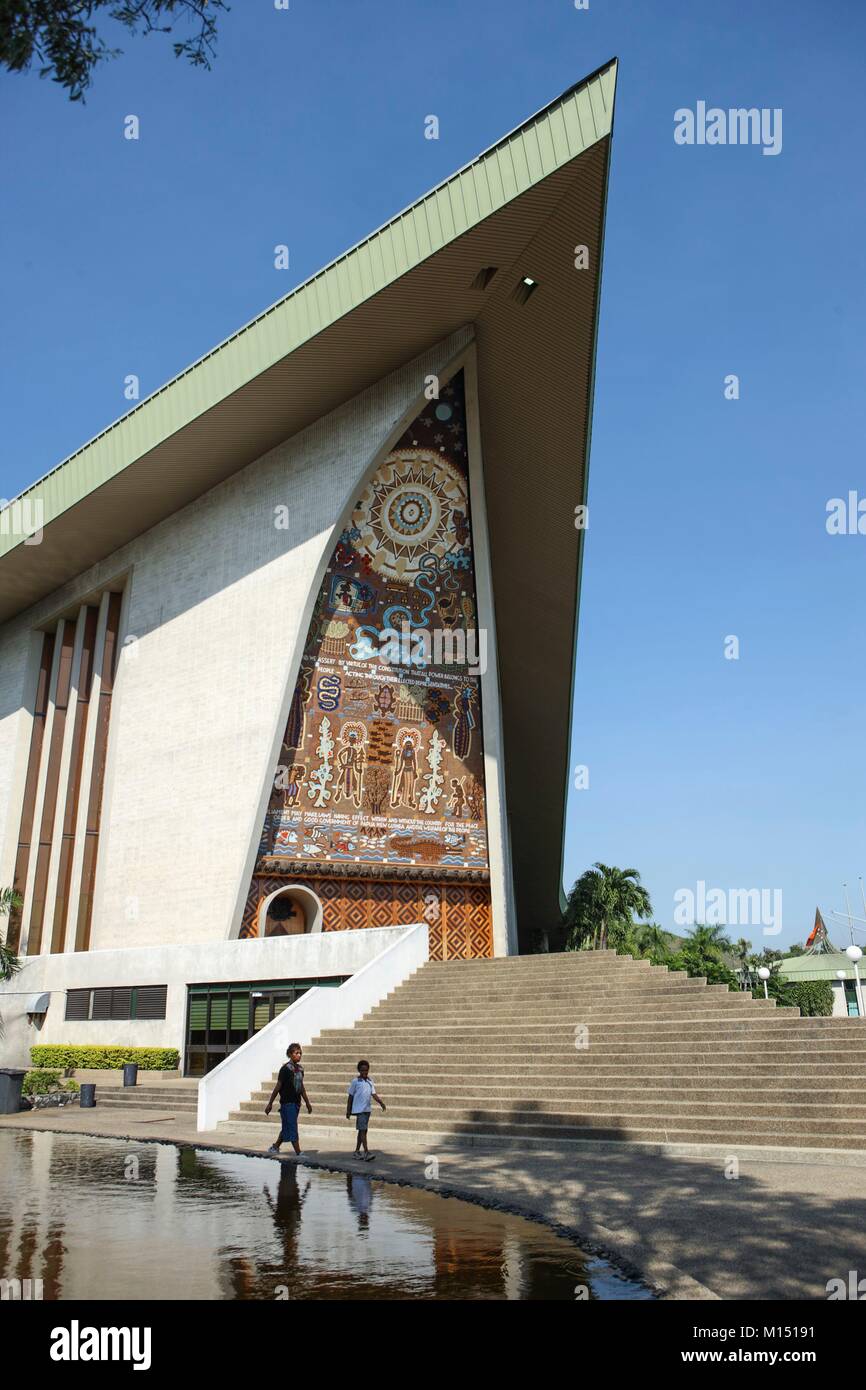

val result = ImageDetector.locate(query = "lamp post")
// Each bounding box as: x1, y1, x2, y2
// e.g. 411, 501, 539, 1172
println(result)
846, 945, 864, 1018
757, 966, 770, 1001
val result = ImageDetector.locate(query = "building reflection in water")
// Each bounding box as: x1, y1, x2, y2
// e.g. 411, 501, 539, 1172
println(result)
0, 1131, 652, 1301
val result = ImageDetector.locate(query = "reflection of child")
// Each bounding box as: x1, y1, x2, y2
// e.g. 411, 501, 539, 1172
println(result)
347, 1172, 373, 1232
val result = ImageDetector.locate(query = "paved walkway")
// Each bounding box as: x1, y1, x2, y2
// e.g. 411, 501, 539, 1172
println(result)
3, 1105, 865, 1300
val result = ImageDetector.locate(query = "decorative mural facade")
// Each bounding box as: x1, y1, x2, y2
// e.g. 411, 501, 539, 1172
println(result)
240, 371, 493, 958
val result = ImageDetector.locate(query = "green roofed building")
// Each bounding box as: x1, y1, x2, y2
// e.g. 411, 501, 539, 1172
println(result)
779, 952, 864, 1017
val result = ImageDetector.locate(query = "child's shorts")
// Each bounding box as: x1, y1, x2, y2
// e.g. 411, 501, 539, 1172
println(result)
279, 1102, 300, 1144
355, 1111, 371, 1131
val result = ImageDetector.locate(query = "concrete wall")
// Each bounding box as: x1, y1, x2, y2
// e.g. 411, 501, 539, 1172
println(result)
0, 925, 412, 1069
830, 978, 863, 1017
0, 327, 474, 956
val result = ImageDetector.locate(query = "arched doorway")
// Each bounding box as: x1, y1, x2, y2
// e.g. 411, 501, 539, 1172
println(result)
257, 884, 323, 938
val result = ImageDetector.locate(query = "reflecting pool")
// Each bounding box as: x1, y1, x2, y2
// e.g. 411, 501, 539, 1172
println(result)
0, 1131, 654, 1300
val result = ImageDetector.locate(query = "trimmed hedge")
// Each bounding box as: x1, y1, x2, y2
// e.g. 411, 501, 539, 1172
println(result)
30, 1045, 179, 1071
788, 980, 834, 1017
23, 1070, 79, 1095
750, 975, 835, 1016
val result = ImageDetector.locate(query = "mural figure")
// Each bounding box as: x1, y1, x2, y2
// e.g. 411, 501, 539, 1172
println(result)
285, 665, 311, 754
390, 728, 421, 809
452, 684, 476, 760
336, 723, 367, 807
281, 764, 306, 810
448, 777, 466, 818
373, 685, 395, 716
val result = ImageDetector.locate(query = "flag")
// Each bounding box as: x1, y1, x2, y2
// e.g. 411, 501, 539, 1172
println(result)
805, 908, 828, 951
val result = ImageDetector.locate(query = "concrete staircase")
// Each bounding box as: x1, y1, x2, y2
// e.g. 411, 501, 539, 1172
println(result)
218, 951, 866, 1151
85, 1079, 199, 1118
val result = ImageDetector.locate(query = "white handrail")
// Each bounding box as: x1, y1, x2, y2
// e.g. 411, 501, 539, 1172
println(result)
197, 922, 429, 1130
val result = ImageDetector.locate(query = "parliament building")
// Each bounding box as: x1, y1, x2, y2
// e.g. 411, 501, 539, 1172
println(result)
0, 61, 616, 1073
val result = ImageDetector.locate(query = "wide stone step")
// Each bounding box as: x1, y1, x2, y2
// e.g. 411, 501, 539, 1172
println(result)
267, 1079, 866, 1105
89, 1096, 198, 1111
301, 1041, 866, 1060
372, 990, 729, 1010
220, 1115, 866, 1152
390, 977, 715, 997
284, 1063, 866, 1085
359, 1002, 788, 1024
96, 1086, 198, 1099
240, 1089, 866, 1117
368, 986, 779, 1006
227, 1105, 866, 1141
408, 971, 667, 988
415, 963, 656, 979
314, 1023, 852, 1044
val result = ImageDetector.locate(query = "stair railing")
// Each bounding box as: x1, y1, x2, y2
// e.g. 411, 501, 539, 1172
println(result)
196, 921, 429, 1131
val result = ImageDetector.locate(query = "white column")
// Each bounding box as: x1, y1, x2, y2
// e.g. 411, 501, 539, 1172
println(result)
462, 343, 518, 956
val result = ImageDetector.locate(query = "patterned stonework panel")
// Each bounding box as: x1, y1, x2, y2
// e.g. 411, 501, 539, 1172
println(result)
240, 875, 492, 960
237, 370, 494, 959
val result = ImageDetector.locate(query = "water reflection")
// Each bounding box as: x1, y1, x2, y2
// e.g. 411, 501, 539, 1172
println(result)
0, 1131, 653, 1301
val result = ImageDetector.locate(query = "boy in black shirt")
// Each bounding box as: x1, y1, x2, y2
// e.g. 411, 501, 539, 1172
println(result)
265, 1042, 312, 1156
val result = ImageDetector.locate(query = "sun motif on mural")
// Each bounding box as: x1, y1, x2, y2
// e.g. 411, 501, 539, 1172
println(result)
352, 449, 468, 580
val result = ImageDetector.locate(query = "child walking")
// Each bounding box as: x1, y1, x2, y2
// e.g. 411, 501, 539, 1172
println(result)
265, 1042, 312, 1157
346, 1059, 386, 1161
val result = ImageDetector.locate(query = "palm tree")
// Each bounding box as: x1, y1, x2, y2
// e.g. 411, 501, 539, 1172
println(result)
564, 863, 652, 952
635, 922, 674, 960
686, 923, 733, 957
734, 936, 753, 990
0, 888, 23, 1041
0, 888, 22, 983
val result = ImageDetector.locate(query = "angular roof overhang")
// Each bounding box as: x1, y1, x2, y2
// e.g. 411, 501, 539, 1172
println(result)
0, 59, 617, 940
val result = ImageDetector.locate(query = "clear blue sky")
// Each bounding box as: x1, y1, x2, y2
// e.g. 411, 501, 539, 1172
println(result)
2, 0, 864, 949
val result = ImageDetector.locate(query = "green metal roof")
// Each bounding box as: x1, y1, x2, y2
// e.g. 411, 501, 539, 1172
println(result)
0, 59, 616, 586
779, 952, 861, 982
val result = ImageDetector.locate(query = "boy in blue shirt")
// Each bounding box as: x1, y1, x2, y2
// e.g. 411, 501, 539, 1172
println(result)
346, 1059, 386, 1160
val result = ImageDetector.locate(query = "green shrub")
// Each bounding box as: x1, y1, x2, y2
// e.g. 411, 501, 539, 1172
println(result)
787, 980, 834, 1017
668, 946, 740, 990
751, 972, 791, 1006
30, 1045, 179, 1071
23, 1069, 62, 1094
22, 1070, 79, 1095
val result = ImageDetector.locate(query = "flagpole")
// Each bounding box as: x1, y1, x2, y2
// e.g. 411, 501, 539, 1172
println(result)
844, 883, 855, 945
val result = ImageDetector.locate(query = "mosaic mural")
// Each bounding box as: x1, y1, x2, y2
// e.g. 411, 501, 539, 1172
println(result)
240, 371, 493, 955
